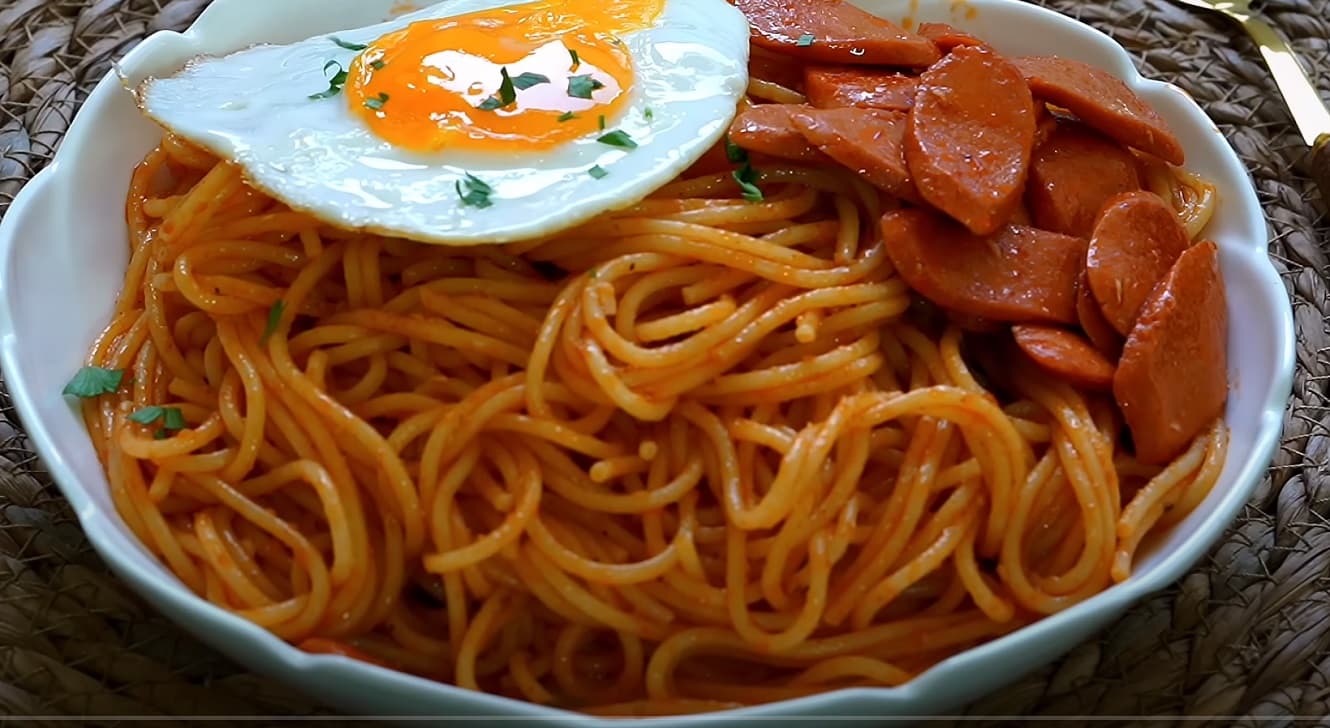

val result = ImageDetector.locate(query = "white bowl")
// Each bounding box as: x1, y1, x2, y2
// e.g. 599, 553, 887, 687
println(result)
0, 0, 1293, 722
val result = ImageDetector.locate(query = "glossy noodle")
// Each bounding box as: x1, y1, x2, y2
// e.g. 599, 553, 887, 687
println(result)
76, 113, 1228, 713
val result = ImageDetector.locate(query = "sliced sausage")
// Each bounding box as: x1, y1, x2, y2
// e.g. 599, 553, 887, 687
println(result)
1013, 56, 1185, 166
1086, 190, 1191, 336
790, 107, 917, 200
906, 45, 1036, 236
749, 46, 806, 91
804, 67, 919, 111
1076, 270, 1124, 359
880, 208, 1086, 324
685, 137, 739, 177
948, 311, 1006, 334
1027, 120, 1142, 237
736, 0, 941, 67
728, 104, 830, 164
1032, 104, 1059, 150
1013, 325, 1116, 390
1114, 241, 1228, 465
917, 22, 985, 51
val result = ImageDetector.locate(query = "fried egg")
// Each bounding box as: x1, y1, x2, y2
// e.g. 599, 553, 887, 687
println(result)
135, 0, 750, 245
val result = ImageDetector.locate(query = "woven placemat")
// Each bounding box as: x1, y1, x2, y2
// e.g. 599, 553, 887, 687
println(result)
0, 0, 1325, 723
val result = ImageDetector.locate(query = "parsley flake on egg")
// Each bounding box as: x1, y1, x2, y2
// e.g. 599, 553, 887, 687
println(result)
456, 173, 495, 209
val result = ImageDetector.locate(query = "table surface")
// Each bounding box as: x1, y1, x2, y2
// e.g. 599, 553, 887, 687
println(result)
0, 0, 1326, 722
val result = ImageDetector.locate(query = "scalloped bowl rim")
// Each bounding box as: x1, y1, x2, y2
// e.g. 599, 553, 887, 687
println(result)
0, 0, 1293, 723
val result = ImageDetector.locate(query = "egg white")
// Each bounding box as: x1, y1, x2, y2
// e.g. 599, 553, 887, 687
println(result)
135, 0, 750, 245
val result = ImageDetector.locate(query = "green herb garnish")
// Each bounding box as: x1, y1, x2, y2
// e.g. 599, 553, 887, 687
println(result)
557, 111, 577, 122
308, 60, 349, 100
63, 367, 124, 399
724, 136, 749, 164
478, 67, 518, 110
331, 36, 368, 51
511, 72, 550, 90
597, 130, 637, 149
644, 107, 654, 122
456, 173, 494, 209
370, 59, 386, 71
129, 406, 187, 432
567, 74, 604, 100
261, 300, 285, 346
588, 165, 609, 179
569, 48, 581, 68
733, 163, 763, 202
598, 114, 607, 130
796, 33, 815, 47
363, 92, 390, 111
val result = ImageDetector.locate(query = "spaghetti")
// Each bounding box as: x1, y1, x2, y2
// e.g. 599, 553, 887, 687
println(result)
73, 126, 1229, 713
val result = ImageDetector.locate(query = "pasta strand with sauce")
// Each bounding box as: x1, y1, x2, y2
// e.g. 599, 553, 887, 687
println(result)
77, 124, 1226, 713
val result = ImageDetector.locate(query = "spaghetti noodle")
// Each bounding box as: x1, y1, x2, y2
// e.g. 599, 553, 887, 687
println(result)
73, 31, 1230, 709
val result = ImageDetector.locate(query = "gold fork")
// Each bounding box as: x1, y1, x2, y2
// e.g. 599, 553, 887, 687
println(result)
1168, 0, 1330, 205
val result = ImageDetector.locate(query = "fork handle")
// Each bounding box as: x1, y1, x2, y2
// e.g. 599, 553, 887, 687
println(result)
1313, 133, 1330, 209
1239, 16, 1330, 206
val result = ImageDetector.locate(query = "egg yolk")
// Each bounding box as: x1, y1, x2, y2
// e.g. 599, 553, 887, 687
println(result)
346, 0, 664, 153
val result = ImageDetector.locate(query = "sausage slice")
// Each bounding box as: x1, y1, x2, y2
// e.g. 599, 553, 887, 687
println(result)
880, 209, 1086, 324
1013, 56, 1185, 166
917, 22, 986, 52
1114, 241, 1228, 465
1013, 325, 1116, 390
749, 46, 807, 91
1086, 191, 1191, 336
906, 45, 1037, 236
1028, 120, 1142, 238
736, 0, 941, 67
804, 67, 919, 111
1076, 270, 1124, 359
728, 104, 830, 164
790, 107, 917, 200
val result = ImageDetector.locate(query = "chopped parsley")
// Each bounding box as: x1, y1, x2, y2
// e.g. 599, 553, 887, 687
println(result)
569, 48, 581, 68
588, 165, 609, 179
129, 405, 187, 433
796, 33, 816, 47
724, 135, 760, 199
331, 36, 368, 51
567, 74, 604, 100
478, 67, 518, 111
308, 60, 348, 100
456, 173, 494, 209
363, 92, 390, 111
261, 300, 285, 346
598, 114, 607, 130
557, 111, 577, 122
644, 107, 654, 123
511, 72, 550, 90
63, 367, 124, 399
597, 130, 638, 149
724, 136, 749, 164
370, 59, 386, 71
733, 162, 764, 202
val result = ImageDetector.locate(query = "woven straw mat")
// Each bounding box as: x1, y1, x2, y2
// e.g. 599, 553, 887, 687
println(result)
0, 0, 1326, 724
